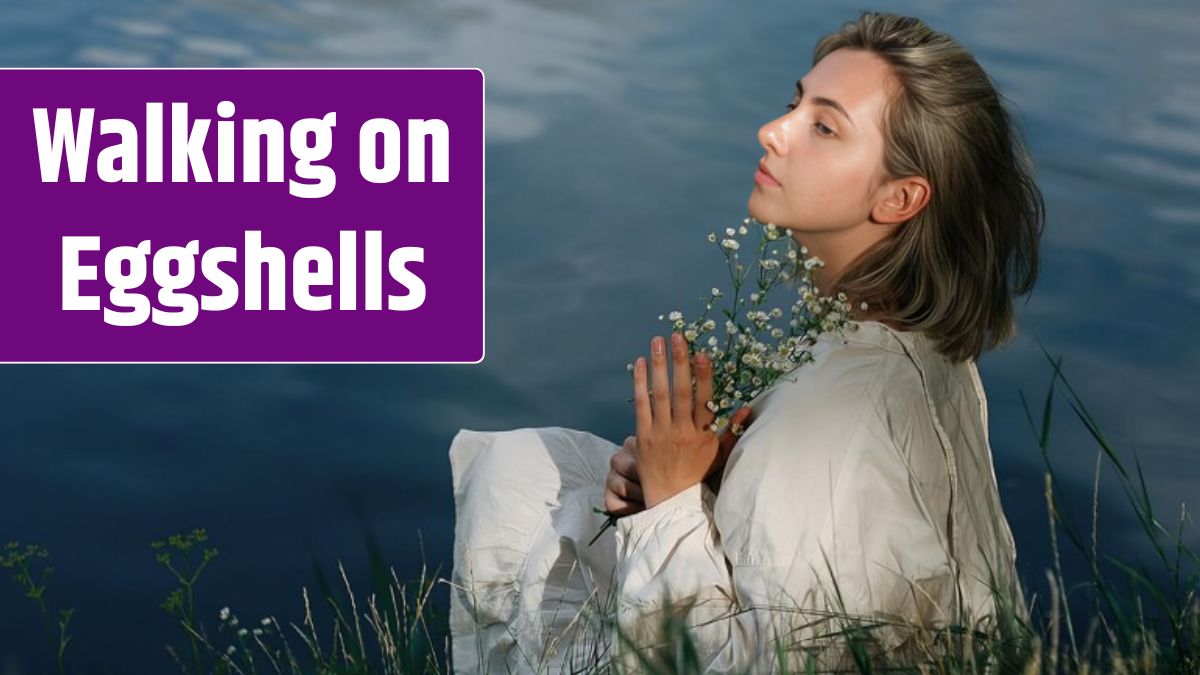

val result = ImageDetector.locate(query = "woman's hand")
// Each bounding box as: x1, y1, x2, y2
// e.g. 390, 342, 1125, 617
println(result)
605, 404, 754, 516
632, 332, 734, 508
603, 436, 643, 516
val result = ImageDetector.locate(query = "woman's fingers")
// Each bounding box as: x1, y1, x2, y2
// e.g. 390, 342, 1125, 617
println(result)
693, 349, 716, 431
614, 440, 640, 480
649, 335, 672, 425
604, 491, 643, 516
669, 333, 693, 428
632, 356, 652, 434
606, 471, 644, 504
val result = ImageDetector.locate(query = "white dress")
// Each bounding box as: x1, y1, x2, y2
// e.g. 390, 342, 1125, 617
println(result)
447, 320, 1027, 673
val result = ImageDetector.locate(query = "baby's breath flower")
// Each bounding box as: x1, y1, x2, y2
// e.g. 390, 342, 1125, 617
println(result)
621, 217, 854, 456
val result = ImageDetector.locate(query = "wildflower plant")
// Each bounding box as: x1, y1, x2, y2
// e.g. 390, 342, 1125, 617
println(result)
646, 216, 862, 435
152, 528, 221, 675
0, 541, 75, 675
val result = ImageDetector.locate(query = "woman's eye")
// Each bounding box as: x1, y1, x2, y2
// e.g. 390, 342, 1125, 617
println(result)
785, 101, 798, 111
814, 122, 836, 137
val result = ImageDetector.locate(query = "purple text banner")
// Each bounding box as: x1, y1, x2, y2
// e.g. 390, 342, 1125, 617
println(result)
0, 69, 484, 363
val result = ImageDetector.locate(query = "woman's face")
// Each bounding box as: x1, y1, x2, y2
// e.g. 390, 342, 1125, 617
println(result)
747, 48, 899, 236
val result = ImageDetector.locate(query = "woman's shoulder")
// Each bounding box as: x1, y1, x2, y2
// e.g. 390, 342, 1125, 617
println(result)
763, 321, 928, 411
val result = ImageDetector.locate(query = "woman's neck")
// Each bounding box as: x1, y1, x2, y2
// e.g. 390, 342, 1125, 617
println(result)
789, 230, 910, 331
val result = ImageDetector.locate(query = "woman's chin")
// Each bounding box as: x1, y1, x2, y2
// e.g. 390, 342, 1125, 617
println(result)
746, 193, 772, 223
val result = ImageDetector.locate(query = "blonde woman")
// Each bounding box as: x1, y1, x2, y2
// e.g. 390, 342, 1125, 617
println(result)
449, 11, 1043, 673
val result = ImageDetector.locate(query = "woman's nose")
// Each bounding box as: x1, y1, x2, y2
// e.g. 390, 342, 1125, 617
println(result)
758, 116, 788, 156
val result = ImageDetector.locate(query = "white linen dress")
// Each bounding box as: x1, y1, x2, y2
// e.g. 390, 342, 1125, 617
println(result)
447, 320, 1027, 673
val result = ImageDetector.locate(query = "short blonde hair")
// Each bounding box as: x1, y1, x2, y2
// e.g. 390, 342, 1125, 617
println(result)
815, 11, 1044, 364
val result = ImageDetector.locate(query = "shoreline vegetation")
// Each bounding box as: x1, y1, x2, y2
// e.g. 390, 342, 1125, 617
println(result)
3, 345, 1198, 674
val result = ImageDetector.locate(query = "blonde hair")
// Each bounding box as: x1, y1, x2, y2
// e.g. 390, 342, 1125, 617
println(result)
814, 11, 1044, 363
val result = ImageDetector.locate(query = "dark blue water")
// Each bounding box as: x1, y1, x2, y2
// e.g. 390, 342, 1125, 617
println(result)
1, 1, 1198, 672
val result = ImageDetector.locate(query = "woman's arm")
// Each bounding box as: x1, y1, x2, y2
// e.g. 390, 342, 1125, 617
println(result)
612, 358, 964, 673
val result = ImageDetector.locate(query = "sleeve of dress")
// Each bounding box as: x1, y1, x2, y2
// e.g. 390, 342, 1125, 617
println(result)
610, 371, 961, 673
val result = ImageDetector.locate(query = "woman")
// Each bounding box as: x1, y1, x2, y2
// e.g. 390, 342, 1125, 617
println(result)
448, 11, 1042, 673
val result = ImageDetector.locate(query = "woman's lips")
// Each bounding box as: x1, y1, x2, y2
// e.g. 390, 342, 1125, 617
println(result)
755, 162, 781, 187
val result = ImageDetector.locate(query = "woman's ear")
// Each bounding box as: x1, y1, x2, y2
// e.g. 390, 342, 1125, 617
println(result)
872, 175, 931, 225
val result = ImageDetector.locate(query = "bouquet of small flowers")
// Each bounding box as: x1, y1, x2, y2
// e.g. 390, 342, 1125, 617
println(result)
589, 216, 863, 544
649, 216, 864, 435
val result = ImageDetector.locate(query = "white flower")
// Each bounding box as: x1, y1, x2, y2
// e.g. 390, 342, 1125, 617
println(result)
219, 607, 231, 621
711, 287, 722, 297
238, 628, 248, 637
684, 329, 698, 342
738, 224, 748, 235
749, 292, 760, 303
668, 310, 683, 321
787, 249, 797, 260
708, 232, 717, 243
721, 239, 740, 251
252, 628, 263, 636
226, 646, 237, 656
725, 227, 736, 236
800, 246, 808, 255
707, 336, 719, 347
261, 617, 272, 626
860, 301, 869, 311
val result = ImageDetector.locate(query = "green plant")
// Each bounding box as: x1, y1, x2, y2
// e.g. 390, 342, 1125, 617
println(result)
0, 541, 75, 675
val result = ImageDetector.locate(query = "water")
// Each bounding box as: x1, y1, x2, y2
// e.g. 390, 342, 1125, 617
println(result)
1, 0, 1198, 671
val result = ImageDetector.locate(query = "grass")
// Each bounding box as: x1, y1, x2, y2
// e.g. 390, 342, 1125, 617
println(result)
2, 342, 1197, 673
